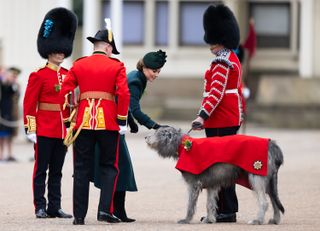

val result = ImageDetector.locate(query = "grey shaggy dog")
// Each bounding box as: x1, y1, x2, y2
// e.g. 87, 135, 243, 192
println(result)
145, 126, 285, 225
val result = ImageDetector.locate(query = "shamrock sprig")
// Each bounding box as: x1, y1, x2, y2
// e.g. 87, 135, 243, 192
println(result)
54, 84, 61, 92
182, 139, 192, 151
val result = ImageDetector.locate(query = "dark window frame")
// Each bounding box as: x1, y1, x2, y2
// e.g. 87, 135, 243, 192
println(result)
249, 2, 291, 49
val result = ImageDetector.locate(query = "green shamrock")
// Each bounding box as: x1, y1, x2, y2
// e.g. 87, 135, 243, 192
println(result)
54, 84, 61, 92
183, 139, 192, 151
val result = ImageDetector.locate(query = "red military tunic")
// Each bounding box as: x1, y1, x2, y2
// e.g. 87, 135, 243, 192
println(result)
60, 53, 130, 131
199, 48, 245, 128
23, 63, 68, 138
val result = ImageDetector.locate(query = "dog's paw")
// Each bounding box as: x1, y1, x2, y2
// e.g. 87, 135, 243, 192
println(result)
200, 217, 214, 224
248, 219, 263, 225
178, 219, 190, 224
268, 218, 280, 225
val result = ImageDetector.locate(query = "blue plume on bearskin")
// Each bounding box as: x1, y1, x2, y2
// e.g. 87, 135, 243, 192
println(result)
43, 19, 54, 38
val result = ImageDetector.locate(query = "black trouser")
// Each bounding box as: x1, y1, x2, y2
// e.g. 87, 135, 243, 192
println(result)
73, 130, 119, 219
33, 136, 66, 213
113, 191, 126, 217
205, 126, 240, 214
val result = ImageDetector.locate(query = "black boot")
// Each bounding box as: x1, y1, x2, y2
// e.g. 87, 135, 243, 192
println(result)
113, 191, 135, 222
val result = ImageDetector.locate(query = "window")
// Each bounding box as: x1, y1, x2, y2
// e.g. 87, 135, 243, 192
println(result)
250, 3, 291, 48
123, 1, 145, 45
73, 0, 83, 26
179, 2, 211, 46
102, 0, 145, 45
155, 1, 169, 46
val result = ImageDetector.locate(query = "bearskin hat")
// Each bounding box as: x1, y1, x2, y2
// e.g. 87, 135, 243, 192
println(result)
37, 7, 78, 59
203, 4, 240, 49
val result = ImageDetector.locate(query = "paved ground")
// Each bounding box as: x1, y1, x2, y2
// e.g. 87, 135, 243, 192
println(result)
0, 121, 320, 231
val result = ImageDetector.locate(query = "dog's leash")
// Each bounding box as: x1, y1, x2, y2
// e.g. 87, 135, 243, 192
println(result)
187, 127, 193, 134
187, 121, 203, 135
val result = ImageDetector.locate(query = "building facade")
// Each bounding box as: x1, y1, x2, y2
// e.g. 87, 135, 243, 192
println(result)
1, 0, 320, 127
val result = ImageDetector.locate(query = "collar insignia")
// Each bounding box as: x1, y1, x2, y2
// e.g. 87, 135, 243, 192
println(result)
253, 161, 263, 170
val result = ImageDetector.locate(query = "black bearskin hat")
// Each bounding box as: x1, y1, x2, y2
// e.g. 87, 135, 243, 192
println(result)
37, 7, 78, 59
203, 4, 240, 49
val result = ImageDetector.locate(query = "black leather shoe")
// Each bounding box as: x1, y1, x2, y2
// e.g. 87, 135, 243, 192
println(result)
114, 212, 135, 222
73, 218, 85, 225
120, 217, 136, 222
97, 211, 121, 223
117, 216, 136, 223
216, 213, 237, 223
47, 209, 72, 218
35, 209, 48, 218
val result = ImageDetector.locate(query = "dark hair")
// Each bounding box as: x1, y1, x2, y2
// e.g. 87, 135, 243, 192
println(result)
8, 67, 21, 75
136, 59, 144, 71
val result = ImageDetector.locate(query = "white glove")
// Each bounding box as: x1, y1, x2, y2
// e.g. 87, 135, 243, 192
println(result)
119, 125, 127, 135
27, 133, 37, 143
242, 87, 251, 99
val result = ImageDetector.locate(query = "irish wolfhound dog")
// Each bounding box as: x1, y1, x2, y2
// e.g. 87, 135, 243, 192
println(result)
145, 126, 284, 225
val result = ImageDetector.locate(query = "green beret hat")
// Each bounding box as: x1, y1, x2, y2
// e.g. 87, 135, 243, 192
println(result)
143, 50, 167, 69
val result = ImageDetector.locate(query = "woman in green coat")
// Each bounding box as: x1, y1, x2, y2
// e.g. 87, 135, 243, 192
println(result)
93, 50, 167, 222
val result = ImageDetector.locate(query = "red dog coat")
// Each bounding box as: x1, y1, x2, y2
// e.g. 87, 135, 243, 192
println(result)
176, 135, 269, 188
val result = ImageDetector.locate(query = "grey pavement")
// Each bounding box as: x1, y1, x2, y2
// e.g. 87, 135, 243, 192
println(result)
0, 121, 320, 231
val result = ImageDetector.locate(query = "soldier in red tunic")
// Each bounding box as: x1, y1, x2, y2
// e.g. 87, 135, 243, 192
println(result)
191, 4, 245, 223
60, 28, 130, 225
23, 8, 77, 219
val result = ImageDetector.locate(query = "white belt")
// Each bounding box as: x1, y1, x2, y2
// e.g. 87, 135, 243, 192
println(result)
225, 89, 238, 94
203, 89, 238, 97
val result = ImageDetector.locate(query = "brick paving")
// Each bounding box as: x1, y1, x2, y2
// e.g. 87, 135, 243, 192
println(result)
0, 121, 319, 231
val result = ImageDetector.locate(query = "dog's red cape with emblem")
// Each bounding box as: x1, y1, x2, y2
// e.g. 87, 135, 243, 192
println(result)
176, 135, 269, 188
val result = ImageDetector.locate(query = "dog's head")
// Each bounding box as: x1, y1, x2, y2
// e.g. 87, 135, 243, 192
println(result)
145, 126, 183, 160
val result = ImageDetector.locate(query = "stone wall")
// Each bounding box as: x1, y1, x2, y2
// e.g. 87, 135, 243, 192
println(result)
140, 78, 203, 121
140, 75, 320, 128
247, 76, 320, 128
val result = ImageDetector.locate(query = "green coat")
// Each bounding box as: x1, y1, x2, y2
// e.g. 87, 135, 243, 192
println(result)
91, 70, 159, 192
127, 70, 158, 129
92, 135, 137, 191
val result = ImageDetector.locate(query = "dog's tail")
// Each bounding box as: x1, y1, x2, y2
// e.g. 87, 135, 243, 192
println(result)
269, 140, 285, 214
